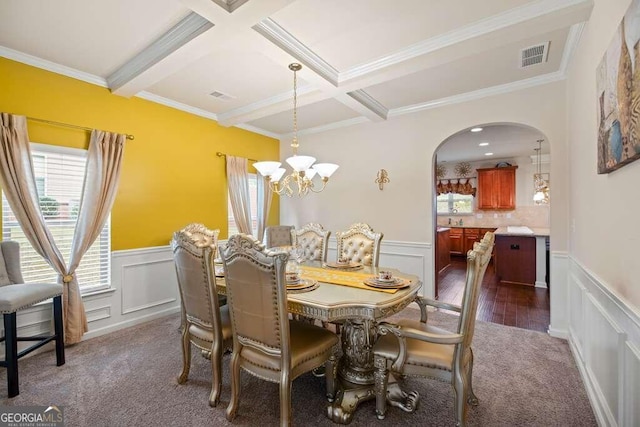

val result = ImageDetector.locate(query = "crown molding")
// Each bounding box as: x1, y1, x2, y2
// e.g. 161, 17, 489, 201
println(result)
0, 45, 108, 87
217, 84, 317, 125
339, 0, 592, 82
559, 22, 586, 76
282, 117, 370, 139
346, 90, 388, 120
389, 71, 565, 117
136, 91, 219, 121
107, 12, 214, 93
252, 18, 339, 86
234, 123, 281, 139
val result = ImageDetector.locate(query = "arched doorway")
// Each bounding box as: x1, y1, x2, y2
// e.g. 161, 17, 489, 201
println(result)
433, 123, 551, 332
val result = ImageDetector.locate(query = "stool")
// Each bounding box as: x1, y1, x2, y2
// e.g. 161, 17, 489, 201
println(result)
0, 241, 65, 397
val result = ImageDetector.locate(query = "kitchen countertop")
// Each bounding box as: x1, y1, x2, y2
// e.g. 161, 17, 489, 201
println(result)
494, 226, 550, 237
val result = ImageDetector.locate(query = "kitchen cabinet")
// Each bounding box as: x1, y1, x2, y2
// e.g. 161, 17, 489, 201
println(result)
495, 235, 536, 286
449, 228, 464, 255
449, 227, 496, 256
476, 166, 517, 210
436, 228, 451, 275
463, 228, 480, 254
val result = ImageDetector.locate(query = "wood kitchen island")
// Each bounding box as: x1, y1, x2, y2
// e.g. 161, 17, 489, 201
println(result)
494, 227, 550, 287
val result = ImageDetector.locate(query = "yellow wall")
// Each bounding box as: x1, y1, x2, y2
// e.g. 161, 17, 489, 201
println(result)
0, 58, 280, 250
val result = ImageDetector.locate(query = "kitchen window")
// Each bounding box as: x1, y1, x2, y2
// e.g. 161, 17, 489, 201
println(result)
437, 193, 473, 214
1, 143, 111, 293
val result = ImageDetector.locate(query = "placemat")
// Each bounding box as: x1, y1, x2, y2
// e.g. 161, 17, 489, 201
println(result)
299, 265, 402, 294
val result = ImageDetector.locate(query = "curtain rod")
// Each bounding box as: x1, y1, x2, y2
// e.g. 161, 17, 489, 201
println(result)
216, 152, 258, 162
26, 116, 135, 140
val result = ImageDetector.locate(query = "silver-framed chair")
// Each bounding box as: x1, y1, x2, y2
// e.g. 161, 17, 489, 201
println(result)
291, 223, 330, 262
372, 232, 495, 426
335, 223, 383, 267
220, 234, 339, 426
265, 225, 294, 248
171, 225, 231, 407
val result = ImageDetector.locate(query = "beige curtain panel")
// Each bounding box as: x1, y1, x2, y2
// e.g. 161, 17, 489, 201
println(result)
65, 130, 124, 343
256, 173, 272, 242
0, 113, 125, 344
226, 155, 252, 235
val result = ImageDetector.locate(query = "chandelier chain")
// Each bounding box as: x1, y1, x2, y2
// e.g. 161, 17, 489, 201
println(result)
291, 65, 299, 154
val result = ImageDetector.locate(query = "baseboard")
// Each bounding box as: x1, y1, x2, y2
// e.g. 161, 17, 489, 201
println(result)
82, 306, 180, 340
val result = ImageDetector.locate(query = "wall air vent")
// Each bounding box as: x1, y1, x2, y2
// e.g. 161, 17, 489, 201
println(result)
209, 90, 236, 101
520, 42, 549, 68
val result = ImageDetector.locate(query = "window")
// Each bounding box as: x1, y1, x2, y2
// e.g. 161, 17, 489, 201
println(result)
227, 173, 258, 236
1, 143, 111, 292
437, 193, 474, 214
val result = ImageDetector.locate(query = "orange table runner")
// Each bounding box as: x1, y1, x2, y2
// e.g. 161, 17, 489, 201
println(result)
299, 265, 400, 294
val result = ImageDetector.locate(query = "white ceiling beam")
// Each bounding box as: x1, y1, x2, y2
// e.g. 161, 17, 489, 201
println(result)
109, 0, 295, 97
108, 12, 213, 96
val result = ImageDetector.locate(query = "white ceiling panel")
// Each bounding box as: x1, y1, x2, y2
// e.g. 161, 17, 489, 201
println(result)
271, 0, 536, 70
366, 28, 569, 110
147, 48, 299, 113
248, 98, 360, 134
0, 0, 190, 77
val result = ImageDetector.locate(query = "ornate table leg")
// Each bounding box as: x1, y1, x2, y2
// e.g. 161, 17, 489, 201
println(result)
327, 319, 421, 424
327, 319, 377, 424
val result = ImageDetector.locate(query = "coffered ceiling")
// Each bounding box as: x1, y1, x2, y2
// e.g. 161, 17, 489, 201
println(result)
0, 0, 593, 144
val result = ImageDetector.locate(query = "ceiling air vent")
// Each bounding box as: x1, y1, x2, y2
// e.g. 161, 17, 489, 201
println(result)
209, 90, 236, 101
520, 42, 549, 68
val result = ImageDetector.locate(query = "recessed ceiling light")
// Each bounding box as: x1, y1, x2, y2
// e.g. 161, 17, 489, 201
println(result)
479, 142, 489, 146
485, 152, 494, 156
471, 127, 483, 132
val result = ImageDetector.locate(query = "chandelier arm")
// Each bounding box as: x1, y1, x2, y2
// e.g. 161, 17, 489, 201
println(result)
308, 178, 329, 193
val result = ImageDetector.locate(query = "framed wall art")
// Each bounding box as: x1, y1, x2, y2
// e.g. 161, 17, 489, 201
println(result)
596, 0, 640, 174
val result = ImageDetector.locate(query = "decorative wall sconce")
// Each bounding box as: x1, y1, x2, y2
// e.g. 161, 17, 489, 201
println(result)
375, 169, 390, 190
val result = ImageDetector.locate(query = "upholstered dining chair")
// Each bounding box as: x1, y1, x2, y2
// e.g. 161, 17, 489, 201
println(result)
291, 223, 330, 262
372, 232, 495, 426
0, 241, 65, 398
219, 234, 339, 426
265, 225, 294, 248
171, 225, 231, 407
335, 223, 383, 267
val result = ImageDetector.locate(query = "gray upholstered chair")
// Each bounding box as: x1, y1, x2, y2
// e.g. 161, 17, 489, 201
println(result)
219, 234, 339, 426
171, 224, 231, 407
265, 225, 294, 248
291, 223, 330, 262
0, 240, 65, 398
372, 232, 495, 426
335, 223, 383, 267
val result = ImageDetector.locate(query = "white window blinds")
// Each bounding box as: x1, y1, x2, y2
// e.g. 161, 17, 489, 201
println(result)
1, 143, 110, 292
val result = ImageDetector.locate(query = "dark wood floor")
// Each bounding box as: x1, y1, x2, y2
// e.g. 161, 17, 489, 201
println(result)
437, 257, 550, 333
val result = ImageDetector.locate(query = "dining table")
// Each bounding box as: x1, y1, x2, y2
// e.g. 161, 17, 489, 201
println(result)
215, 260, 422, 424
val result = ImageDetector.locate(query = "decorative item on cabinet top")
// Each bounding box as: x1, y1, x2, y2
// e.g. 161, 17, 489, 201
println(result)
454, 162, 472, 178
435, 162, 476, 196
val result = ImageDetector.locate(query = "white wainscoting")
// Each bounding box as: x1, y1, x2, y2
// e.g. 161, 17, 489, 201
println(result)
326, 238, 433, 298
0, 245, 180, 359
568, 257, 640, 427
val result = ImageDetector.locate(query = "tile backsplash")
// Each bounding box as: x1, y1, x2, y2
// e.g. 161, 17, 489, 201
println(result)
437, 205, 550, 228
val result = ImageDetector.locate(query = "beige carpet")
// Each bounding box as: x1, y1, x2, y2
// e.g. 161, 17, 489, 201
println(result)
0, 308, 596, 426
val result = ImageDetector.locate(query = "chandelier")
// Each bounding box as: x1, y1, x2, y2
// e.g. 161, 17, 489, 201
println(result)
533, 139, 549, 204
253, 63, 338, 197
